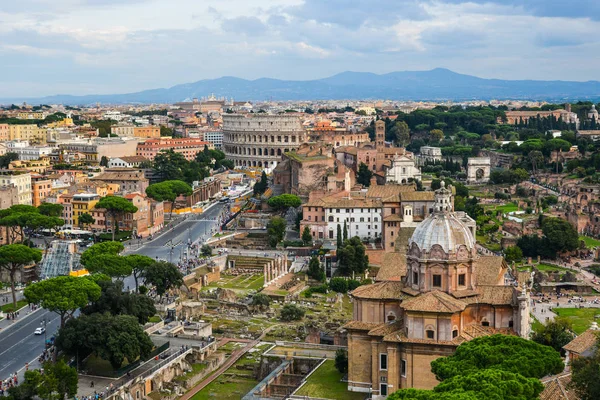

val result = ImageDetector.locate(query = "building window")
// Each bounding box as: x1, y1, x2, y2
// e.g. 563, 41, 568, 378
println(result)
379, 353, 388, 370
329, 230, 334, 239
413, 271, 418, 285
336, 209, 340, 213
401, 359, 407, 377
380, 383, 388, 397
426, 329, 435, 339
433, 274, 442, 287
391, 208, 395, 214
482, 319, 490, 327
328, 216, 334, 222
452, 329, 458, 338
458, 273, 466, 286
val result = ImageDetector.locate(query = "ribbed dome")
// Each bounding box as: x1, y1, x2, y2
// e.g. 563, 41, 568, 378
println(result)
408, 181, 475, 254
409, 212, 476, 254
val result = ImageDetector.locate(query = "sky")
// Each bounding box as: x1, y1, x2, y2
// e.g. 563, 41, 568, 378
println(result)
1, 0, 599, 97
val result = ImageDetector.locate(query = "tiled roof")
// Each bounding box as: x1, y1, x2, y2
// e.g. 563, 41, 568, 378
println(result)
540, 373, 577, 400
563, 329, 599, 354
401, 290, 467, 313
382, 330, 465, 346
350, 281, 403, 300
368, 320, 404, 336
117, 156, 148, 163
366, 184, 416, 201
460, 324, 515, 341
343, 321, 382, 331
375, 252, 407, 282
91, 170, 145, 181
383, 214, 403, 221
474, 256, 507, 286
399, 192, 435, 202
474, 285, 515, 305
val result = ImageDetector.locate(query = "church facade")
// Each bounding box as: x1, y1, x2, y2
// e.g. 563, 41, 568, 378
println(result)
344, 182, 530, 398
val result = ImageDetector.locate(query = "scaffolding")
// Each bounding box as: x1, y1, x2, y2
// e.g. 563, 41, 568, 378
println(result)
39, 240, 82, 279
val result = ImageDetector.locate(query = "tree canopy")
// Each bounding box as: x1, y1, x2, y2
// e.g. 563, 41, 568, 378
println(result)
267, 194, 302, 210
95, 196, 138, 240
24, 276, 101, 327
140, 261, 183, 298
337, 237, 369, 277
82, 280, 156, 324
531, 319, 575, 355
0, 244, 43, 308
267, 216, 287, 248
389, 335, 562, 400
145, 180, 193, 202
8, 361, 78, 400
431, 335, 563, 381
80, 241, 124, 268
357, 162, 373, 187
56, 312, 153, 370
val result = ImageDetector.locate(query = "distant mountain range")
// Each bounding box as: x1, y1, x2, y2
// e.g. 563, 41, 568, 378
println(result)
3, 68, 600, 105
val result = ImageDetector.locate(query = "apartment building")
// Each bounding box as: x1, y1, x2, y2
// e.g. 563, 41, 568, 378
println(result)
90, 168, 149, 194
0, 170, 32, 205
136, 138, 214, 161
31, 174, 52, 207
72, 193, 100, 227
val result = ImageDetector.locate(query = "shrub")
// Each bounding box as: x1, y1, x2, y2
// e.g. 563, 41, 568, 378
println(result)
280, 304, 305, 321
329, 277, 349, 293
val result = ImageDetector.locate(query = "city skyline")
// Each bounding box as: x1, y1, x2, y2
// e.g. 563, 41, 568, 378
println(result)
1, 0, 600, 97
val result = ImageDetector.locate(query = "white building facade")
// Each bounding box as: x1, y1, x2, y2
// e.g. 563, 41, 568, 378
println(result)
324, 200, 383, 241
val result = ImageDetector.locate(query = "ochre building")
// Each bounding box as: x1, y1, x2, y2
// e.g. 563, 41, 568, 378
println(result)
344, 182, 530, 398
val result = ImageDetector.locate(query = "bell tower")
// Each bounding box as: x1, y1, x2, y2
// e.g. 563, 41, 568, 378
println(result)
375, 120, 385, 149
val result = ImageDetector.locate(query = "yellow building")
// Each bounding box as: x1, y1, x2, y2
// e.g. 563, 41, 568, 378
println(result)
8, 125, 46, 143
46, 118, 74, 128
134, 126, 160, 138
0, 124, 9, 141
72, 193, 100, 227
8, 157, 52, 174
17, 111, 48, 120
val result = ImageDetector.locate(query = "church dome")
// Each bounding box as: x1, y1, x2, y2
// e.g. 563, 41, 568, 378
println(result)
408, 182, 476, 254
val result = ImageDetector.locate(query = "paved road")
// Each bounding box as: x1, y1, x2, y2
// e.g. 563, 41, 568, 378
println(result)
121, 203, 227, 289
0, 309, 60, 381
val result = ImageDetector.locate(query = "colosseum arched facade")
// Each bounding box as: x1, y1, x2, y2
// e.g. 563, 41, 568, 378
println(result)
222, 114, 306, 168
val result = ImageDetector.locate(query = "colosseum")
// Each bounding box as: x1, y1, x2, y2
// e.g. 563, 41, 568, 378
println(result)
222, 114, 306, 168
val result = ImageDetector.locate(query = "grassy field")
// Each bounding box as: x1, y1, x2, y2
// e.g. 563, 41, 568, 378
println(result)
485, 203, 519, 214
191, 343, 271, 400
531, 316, 544, 334
580, 236, 600, 248
554, 308, 600, 334
296, 360, 366, 400
1, 299, 28, 313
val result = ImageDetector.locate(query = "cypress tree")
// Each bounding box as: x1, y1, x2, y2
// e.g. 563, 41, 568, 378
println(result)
343, 221, 348, 242
336, 224, 342, 248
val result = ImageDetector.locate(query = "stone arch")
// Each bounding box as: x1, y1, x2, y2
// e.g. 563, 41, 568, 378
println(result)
277, 148, 282, 156
270, 148, 275, 156
258, 148, 262, 156
386, 311, 397, 322
475, 168, 485, 180
258, 161, 263, 167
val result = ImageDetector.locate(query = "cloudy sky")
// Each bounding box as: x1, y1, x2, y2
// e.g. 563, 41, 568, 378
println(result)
1, 0, 599, 97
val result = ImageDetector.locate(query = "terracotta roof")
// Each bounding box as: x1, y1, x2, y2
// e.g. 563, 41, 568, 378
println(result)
563, 329, 599, 355
366, 184, 416, 201
540, 373, 577, 400
343, 321, 382, 331
375, 252, 406, 282
91, 170, 145, 181
460, 324, 516, 341
399, 192, 435, 202
475, 256, 507, 286
116, 156, 148, 163
451, 289, 479, 298
350, 281, 403, 300
401, 286, 420, 296
401, 290, 467, 313
383, 214, 403, 222
368, 320, 404, 336
474, 285, 515, 305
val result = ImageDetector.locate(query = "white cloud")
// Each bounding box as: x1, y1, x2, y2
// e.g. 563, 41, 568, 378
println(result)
0, 0, 599, 97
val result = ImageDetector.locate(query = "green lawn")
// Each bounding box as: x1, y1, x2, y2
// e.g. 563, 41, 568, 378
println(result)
535, 263, 570, 273
202, 273, 264, 293
486, 203, 519, 214
296, 360, 366, 400
191, 343, 271, 400
580, 236, 600, 248
554, 308, 600, 334
1, 299, 28, 313
531, 316, 544, 334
